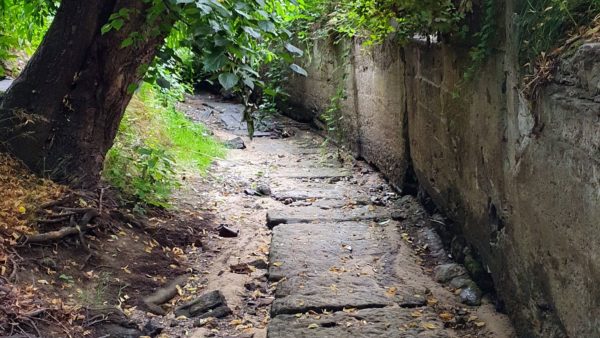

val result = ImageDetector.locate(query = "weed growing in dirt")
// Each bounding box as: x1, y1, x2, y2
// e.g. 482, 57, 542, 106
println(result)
103, 83, 225, 208
77, 272, 113, 307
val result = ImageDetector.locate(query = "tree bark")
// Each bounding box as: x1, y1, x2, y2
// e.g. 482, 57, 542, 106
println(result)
0, 0, 172, 187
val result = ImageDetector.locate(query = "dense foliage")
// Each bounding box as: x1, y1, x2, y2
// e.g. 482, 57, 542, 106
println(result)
327, 0, 465, 45
2, 0, 599, 204
104, 83, 224, 208
0, 0, 55, 76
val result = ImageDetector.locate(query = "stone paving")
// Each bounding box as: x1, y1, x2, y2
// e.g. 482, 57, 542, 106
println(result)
182, 95, 514, 338
263, 134, 460, 338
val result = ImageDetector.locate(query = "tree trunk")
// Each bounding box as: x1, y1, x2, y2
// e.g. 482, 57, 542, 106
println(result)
0, 0, 171, 187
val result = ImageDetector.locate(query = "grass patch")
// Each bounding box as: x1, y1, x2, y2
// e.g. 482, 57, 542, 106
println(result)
518, 0, 600, 72
103, 82, 225, 208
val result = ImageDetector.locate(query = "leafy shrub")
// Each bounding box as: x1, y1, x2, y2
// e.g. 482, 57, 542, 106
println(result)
104, 145, 178, 208
0, 0, 56, 75
103, 83, 225, 208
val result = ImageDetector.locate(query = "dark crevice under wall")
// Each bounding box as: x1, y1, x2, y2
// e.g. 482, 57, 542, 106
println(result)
284, 2, 600, 337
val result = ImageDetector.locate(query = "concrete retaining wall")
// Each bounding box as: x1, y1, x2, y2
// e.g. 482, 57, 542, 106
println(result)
285, 4, 600, 337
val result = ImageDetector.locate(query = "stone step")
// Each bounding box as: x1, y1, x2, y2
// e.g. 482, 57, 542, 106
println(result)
269, 222, 391, 281
271, 186, 370, 202
266, 205, 398, 228
267, 222, 423, 317
271, 275, 392, 315
267, 307, 451, 338
270, 167, 352, 179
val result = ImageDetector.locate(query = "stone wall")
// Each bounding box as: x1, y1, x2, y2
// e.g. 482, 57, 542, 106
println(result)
287, 40, 410, 189
285, 4, 600, 337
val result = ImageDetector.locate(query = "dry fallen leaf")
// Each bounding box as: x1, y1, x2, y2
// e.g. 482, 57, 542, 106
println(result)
410, 310, 422, 318
386, 287, 398, 297
329, 266, 347, 273
307, 323, 319, 329
230, 319, 244, 325
468, 315, 479, 322
439, 312, 454, 321
422, 322, 438, 330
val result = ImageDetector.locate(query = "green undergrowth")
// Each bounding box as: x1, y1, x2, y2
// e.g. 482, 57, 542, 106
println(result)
517, 0, 600, 74
103, 82, 225, 209
0, 0, 55, 76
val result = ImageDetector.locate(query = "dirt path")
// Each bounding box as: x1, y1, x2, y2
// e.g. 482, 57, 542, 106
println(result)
134, 94, 515, 338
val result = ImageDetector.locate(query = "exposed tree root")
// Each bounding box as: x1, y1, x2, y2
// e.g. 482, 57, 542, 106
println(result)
143, 274, 190, 315
22, 209, 99, 244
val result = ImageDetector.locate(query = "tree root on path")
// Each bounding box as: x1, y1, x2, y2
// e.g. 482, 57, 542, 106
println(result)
142, 274, 190, 316
21, 209, 99, 244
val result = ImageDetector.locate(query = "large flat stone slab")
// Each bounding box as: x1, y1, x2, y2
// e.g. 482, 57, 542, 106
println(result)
250, 142, 323, 156
267, 307, 452, 338
271, 167, 352, 179
266, 205, 397, 228
271, 186, 369, 202
271, 274, 392, 315
269, 222, 397, 274
268, 222, 407, 315
269, 222, 392, 280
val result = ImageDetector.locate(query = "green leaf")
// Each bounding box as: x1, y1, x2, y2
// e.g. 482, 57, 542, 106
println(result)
202, 52, 227, 72
118, 8, 130, 19
243, 26, 261, 39
112, 18, 124, 31
290, 64, 308, 77
242, 77, 255, 90
235, 9, 251, 19
285, 43, 303, 57
213, 35, 228, 46
258, 20, 276, 33
120, 37, 133, 48
126, 83, 139, 94
101, 24, 112, 35
209, 0, 232, 17
218, 72, 239, 90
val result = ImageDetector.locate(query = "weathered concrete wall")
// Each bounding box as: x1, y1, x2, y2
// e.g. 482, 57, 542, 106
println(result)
353, 43, 408, 187
287, 40, 410, 188
285, 5, 600, 338
285, 39, 361, 156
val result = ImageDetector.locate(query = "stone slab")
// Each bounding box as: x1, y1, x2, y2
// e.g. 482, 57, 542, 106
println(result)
268, 222, 396, 281
266, 205, 397, 228
249, 141, 323, 156
271, 167, 351, 179
271, 186, 369, 203
271, 274, 392, 315
267, 307, 451, 338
